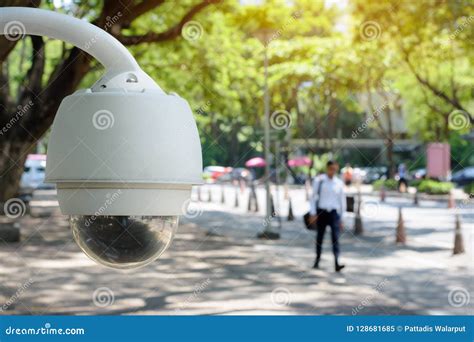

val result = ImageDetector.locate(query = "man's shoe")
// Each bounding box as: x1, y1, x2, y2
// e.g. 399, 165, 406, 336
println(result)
335, 264, 345, 272
313, 260, 320, 269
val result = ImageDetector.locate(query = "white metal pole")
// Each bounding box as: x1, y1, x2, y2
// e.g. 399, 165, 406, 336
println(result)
263, 43, 272, 233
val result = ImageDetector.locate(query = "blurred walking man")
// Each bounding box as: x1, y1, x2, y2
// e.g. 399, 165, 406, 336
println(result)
309, 161, 346, 272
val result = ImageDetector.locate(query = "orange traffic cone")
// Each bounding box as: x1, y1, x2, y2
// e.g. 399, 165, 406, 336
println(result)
448, 191, 455, 209
413, 190, 419, 206
240, 179, 245, 193
380, 185, 386, 202
396, 207, 406, 244
453, 214, 465, 255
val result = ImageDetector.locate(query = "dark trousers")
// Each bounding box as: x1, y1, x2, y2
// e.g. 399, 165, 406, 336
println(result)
315, 209, 341, 262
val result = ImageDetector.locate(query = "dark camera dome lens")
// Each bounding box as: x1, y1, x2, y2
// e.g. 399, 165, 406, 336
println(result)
70, 215, 178, 269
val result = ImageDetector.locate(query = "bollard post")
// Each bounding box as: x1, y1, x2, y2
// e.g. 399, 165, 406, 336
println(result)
353, 192, 363, 235
197, 186, 202, 202
208, 186, 212, 203
270, 195, 276, 217
221, 185, 226, 204
253, 186, 259, 212
234, 188, 239, 208
247, 190, 253, 212
453, 214, 465, 255
0, 222, 20, 243
413, 190, 418, 206
396, 207, 406, 244
287, 197, 294, 221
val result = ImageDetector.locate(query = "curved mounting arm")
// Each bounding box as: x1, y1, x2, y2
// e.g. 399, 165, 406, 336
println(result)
0, 7, 139, 72
0, 7, 162, 92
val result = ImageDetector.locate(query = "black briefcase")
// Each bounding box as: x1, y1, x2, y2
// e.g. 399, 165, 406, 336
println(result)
346, 196, 355, 213
303, 212, 318, 231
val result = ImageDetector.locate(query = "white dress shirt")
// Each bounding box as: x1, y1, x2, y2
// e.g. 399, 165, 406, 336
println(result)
309, 174, 346, 216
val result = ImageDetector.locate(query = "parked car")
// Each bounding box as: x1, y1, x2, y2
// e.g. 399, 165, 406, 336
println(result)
410, 168, 426, 180
451, 167, 474, 186
216, 167, 252, 183
203, 166, 232, 183
362, 166, 387, 184
20, 154, 54, 195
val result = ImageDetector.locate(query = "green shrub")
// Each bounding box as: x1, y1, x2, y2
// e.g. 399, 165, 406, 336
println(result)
373, 179, 398, 191
409, 179, 423, 188
417, 180, 453, 194
464, 182, 474, 195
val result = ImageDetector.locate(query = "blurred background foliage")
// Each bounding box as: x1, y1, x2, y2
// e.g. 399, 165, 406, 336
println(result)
4, 0, 474, 168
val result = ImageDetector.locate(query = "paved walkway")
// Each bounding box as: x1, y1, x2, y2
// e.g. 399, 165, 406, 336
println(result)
0, 186, 472, 315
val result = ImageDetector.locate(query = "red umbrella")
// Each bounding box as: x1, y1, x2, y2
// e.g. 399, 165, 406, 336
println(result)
245, 157, 266, 168
288, 156, 311, 167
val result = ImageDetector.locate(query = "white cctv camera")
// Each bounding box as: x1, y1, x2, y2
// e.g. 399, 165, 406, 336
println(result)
0, 8, 202, 269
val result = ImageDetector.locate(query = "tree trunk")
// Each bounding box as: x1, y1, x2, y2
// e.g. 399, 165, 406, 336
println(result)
229, 122, 240, 165
0, 1, 218, 205
386, 138, 395, 178
0, 140, 32, 204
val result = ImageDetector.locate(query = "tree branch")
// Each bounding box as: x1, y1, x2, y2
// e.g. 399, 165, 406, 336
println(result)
20, 47, 92, 141
401, 48, 471, 116
19, 36, 45, 102
0, 0, 41, 62
118, 0, 220, 45
121, 0, 165, 26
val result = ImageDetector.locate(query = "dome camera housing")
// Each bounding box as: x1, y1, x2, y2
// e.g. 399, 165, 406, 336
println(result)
0, 7, 202, 269
45, 80, 202, 269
